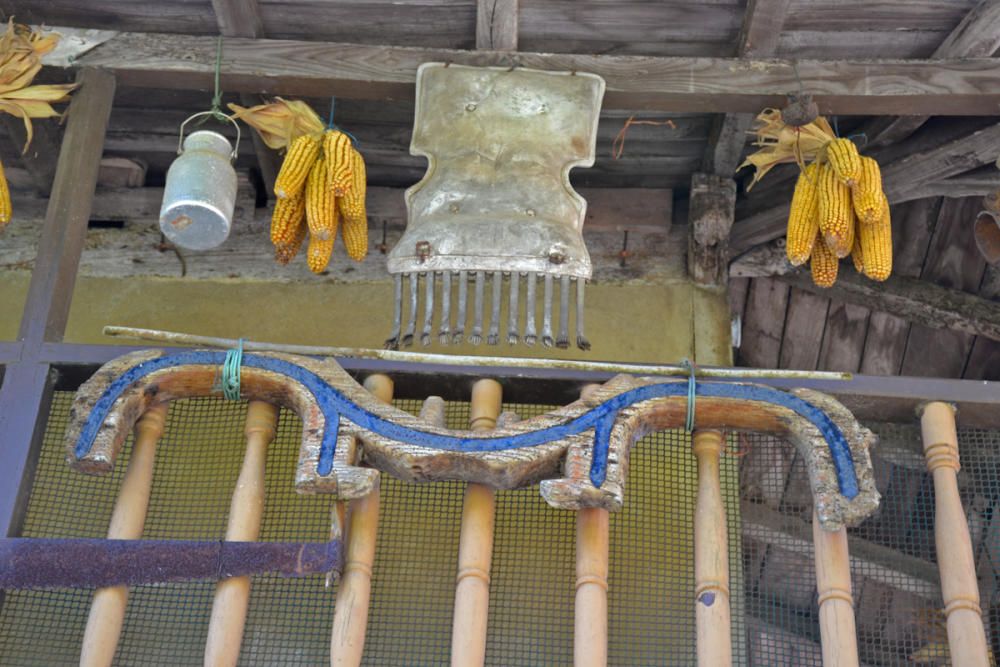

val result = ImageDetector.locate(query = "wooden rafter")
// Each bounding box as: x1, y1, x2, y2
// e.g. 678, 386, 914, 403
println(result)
210, 0, 281, 198
476, 0, 518, 51
65, 30, 1000, 115
704, 0, 791, 176
866, 0, 1000, 147
730, 122, 1000, 254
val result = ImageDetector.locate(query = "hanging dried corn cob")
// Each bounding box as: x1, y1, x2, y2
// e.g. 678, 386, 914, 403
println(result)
324, 129, 354, 196
270, 191, 306, 246
308, 235, 335, 274
274, 134, 321, 199
338, 145, 368, 261
305, 157, 337, 242
741, 108, 892, 287
274, 217, 307, 265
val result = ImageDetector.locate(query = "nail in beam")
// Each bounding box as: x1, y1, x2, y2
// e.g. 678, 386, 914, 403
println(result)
204, 401, 280, 666
920, 401, 991, 666
575, 384, 609, 667
812, 510, 860, 667
451, 379, 503, 667
79, 403, 169, 667
692, 430, 732, 667
330, 374, 394, 666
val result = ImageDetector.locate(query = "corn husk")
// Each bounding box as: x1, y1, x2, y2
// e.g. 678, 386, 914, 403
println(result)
738, 108, 836, 190
227, 98, 325, 150
0, 21, 76, 153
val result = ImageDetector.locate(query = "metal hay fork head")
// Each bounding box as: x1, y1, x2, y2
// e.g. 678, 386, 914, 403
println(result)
386, 63, 606, 351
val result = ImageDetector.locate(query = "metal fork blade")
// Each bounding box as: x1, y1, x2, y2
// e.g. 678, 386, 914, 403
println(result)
385, 273, 402, 350
556, 275, 570, 349
576, 278, 591, 350
507, 272, 520, 345
470, 271, 485, 345
488, 271, 502, 345
524, 272, 537, 345
439, 270, 452, 344
542, 273, 554, 347
421, 272, 435, 346
402, 272, 418, 347
454, 270, 467, 344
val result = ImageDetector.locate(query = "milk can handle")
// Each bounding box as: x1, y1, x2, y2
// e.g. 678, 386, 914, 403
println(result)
177, 111, 241, 160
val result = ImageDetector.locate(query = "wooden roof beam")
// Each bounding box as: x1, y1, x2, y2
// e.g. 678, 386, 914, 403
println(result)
730, 122, 1000, 253
703, 0, 791, 176
65, 30, 1000, 115
865, 0, 1000, 147
210, 0, 281, 199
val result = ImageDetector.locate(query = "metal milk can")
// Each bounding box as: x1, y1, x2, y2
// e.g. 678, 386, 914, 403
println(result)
159, 112, 240, 250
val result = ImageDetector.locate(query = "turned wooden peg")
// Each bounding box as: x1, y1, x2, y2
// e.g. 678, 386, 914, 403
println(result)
204, 400, 279, 667
80, 402, 168, 667
920, 401, 990, 667
692, 429, 731, 667
813, 510, 859, 667
330, 374, 394, 667
451, 379, 502, 667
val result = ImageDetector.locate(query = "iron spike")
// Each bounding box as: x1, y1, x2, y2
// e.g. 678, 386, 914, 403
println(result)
470, 271, 485, 345
524, 272, 537, 345
421, 271, 435, 346
402, 272, 418, 347
384, 273, 402, 350
439, 270, 452, 344
454, 270, 468, 344
556, 275, 570, 349
507, 272, 520, 345
488, 271, 502, 345
542, 273, 554, 347
576, 278, 591, 350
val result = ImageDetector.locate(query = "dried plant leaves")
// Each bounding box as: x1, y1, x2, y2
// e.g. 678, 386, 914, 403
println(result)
227, 98, 325, 150
738, 109, 836, 190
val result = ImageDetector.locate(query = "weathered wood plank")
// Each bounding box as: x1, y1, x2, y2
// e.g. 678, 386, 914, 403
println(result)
687, 173, 736, 285
965, 265, 1000, 380
816, 301, 869, 373
778, 288, 828, 370
866, 0, 1000, 147
738, 277, 789, 368
477, 0, 518, 50
70, 30, 1000, 114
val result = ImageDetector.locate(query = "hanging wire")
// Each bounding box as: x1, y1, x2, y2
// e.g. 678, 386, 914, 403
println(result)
194, 35, 229, 126
326, 95, 360, 146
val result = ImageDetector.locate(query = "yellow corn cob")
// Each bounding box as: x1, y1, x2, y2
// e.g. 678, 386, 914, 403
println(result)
858, 197, 892, 281
0, 157, 10, 229
785, 162, 822, 266
274, 216, 307, 265
274, 134, 321, 199
818, 163, 855, 258
307, 234, 335, 274
338, 146, 368, 261
323, 129, 354, 196
850, 232, 865, 274
826, 137, 861, 186
810, 232, 839, 288
851, 156, 884, 225
270, 191, 306, 245
305, 156, 338, 242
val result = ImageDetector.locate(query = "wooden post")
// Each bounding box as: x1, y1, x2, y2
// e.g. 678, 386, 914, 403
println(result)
687, 173, 737, 286
330, 374, 394, 667
920, 401, 990, 666
692, 429, 732, 667
451, 379, 502, 667
812, 510, 860, 667
204, 400, 279, 667
575, 384, 609, 667
79, 403, 168, 667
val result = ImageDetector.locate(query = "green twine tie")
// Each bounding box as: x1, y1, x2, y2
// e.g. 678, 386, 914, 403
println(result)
681, 358, 697, 432
220, 338, 244, 401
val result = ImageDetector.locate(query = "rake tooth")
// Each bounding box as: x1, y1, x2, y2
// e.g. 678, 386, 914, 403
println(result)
576, 278, 591, 350
507, 272, 520, 345
469, 271, 485, 346
454, 270, 467, 344
401, 272, 417, 347
524, 273, 537, 346
542, 273, 554, 347
487, 271, 502, 345
439, 270, 452, 344
556, 275, 570, 349
421, 271, 435, 346
384, 273, 402, 349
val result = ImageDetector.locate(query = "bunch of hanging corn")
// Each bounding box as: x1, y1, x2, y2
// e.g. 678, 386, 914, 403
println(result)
228, 99, 369, 272
0, 22, 77, 232
740, 110, 892, 287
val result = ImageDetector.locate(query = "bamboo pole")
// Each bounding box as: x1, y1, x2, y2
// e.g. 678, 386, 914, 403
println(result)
79, 403, 168, 667
451, 379, 502, 667
575, 384, 609, 667
204, 400, 279, 667
920, 401, 990, 667
330, 374, 394, 667
812, 510, 859, 667
692, 429, 731, 667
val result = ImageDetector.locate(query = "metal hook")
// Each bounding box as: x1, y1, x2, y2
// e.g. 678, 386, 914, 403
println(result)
177, 111, 241, 160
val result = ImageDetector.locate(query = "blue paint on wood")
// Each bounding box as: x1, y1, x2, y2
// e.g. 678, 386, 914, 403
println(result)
74, 351, 860, 498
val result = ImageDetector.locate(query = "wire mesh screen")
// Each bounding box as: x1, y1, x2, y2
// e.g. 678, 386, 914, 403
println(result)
0, 391, 996, 665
